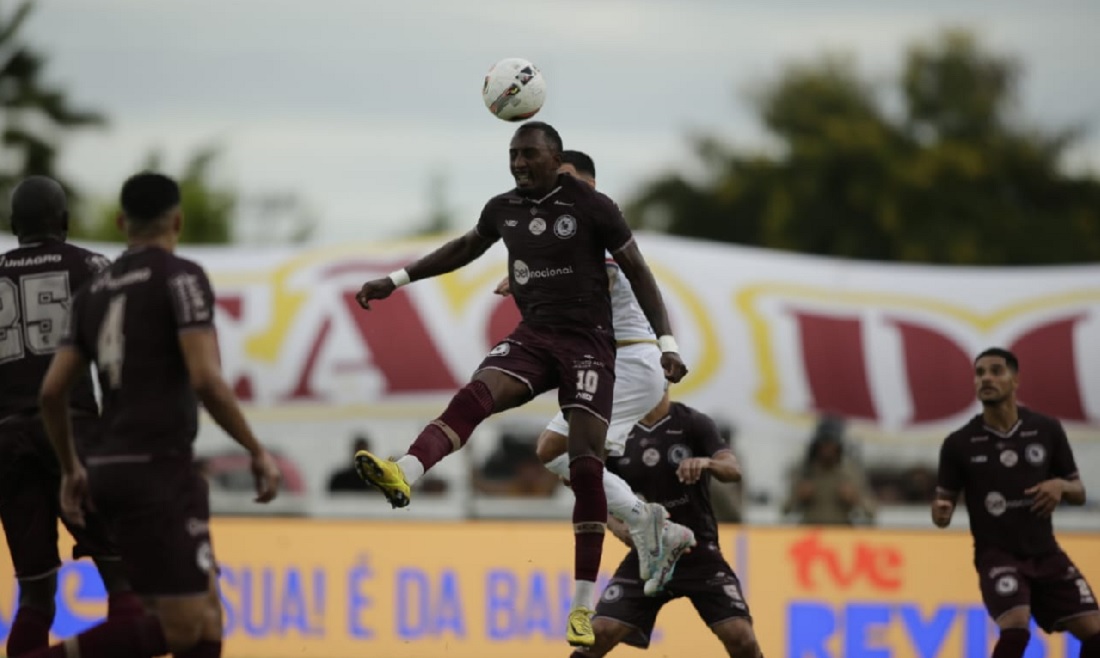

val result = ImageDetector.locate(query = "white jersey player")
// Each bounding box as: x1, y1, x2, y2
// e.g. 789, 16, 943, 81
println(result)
494, 150, 695, 595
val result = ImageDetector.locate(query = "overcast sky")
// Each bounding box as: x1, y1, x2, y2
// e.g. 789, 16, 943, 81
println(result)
23, 0, 1100, 244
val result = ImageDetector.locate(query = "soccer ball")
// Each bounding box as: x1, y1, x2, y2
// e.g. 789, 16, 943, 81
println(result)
482, 58, 546, 122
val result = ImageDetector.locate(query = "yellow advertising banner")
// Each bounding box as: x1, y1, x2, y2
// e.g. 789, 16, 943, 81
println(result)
1, 520, 1097, 658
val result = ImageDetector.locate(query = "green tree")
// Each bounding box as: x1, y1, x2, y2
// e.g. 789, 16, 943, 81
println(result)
73, 145, 316, 245
0, 1, 104, 229
629, 29, 1100, 265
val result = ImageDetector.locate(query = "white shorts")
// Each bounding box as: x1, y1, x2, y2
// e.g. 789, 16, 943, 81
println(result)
546, 342, 666, 456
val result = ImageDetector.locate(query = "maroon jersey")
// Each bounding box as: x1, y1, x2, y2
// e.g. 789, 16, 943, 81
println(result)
476, 173, 634, 331
0, 239, 109, 418
63, 246, 215, 458
607, 402, 731, 545
937, 407, 1080, 557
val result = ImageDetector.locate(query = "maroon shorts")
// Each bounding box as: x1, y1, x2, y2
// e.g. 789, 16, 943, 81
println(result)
595, 542, 751, 648
0, 414, 118, 579
88, 454, 215, 596
477, 321, 616, 425
975, 547, 1099, 632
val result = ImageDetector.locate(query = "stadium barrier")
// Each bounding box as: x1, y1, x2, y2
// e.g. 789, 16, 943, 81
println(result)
1, 520, 1097, 657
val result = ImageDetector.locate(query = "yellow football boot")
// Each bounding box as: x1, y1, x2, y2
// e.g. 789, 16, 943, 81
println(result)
353, 450, 411, 508
566, 607, 595, 647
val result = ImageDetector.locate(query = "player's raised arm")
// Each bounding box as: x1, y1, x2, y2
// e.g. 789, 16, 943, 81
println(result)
356, 228, 498, 310
610, 241, 687, 383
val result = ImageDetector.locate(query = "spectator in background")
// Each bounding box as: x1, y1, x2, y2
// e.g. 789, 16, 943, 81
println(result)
782, 415, 876, 525
328, 435, 375, 493
473, 431, 560, 498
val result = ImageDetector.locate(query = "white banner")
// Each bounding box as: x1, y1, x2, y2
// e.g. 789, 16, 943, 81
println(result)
4, 234, 1099, 500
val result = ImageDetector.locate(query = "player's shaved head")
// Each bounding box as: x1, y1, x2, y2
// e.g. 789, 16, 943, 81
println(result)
119, 172, 181, 237
515, 121, 563, 155
10, 176, 68, 240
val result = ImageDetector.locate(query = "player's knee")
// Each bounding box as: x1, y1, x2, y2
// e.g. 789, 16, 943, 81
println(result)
716, 619, 758, 658
160, 614, 204, 653
535, 430, 566, 463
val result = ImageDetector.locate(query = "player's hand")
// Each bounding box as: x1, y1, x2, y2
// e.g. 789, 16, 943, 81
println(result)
356, 278, 397, 310
661, 352, 688, 383
677, 457, 711, 485
250, 450, 282, 503
493, 277, 512, 297
931, 499, 954, 528
1025, 479, 1064, 517
60, 465, 91, 528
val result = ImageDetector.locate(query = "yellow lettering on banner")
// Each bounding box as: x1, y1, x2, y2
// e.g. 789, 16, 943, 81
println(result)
437, 261, 507, 315
649, 262, 720, 396
736, 283, 1100, 421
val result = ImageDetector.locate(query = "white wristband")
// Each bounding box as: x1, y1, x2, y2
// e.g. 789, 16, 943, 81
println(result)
657, 335, 679, 353
388, 269, 411, 288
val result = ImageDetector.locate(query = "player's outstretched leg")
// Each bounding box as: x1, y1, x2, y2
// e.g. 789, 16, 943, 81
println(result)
644, 522, 698, 596
354, 379, 496, 507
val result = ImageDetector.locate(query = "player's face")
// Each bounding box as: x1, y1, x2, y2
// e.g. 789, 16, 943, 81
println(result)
974, 356, 1018, 406
509, 130, 561, 195
558, 163, 596, 188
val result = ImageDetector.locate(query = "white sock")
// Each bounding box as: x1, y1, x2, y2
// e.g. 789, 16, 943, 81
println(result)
572, 579, 596, 611
396, 455, 425, 485
545, 454, 646, 527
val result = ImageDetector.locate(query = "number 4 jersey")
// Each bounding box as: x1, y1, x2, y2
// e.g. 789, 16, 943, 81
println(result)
0, 239, 109, 418
63, 246, 215, 457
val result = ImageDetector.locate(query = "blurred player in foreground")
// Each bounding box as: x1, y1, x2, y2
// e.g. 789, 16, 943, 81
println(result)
31, 173, 282, 658
934, 347, 1100, 658
495, 149, 696, 595
573, 389, 762, 658
0, 176, 143, 656
353, 122, 687, 647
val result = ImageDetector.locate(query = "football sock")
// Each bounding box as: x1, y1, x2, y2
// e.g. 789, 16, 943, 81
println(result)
21, 615, 167, 658
1080, 632, 1100, 658
546, 453, 646, 527
406, 380, 494, 479
992, 627, 1030, 658
175, 640, 222, 657
107, 591, 145, 619
571, 580, 597, 613
7, 605, 52, 657
570, 455, 607, 596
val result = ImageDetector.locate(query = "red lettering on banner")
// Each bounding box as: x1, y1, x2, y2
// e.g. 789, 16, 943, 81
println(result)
215, 295, 244, 321
1013, 315, 1087, 421
790, 533, 902, 591
891, 319, 973, 423
793, 312, 877, 420
340, 291, 460, 394
282, 317, 333, 401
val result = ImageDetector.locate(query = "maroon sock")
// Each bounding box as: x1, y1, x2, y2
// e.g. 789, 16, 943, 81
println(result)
1081, 632, 1100, 658
108, 591, 145, 619
992, 628, 1030, 658
569, 455, 607, 582
407, 380, 494, 471
175, 640, 222, 657
7, 606, 53, 657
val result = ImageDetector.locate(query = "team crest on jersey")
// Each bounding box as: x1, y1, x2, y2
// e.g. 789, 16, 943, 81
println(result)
602, 584, 623, 602
488, 342, 511, 357
1025, 443, 1046, 465
985, 491, 1007, 517
995, 574, 1019, 596
999, 450, 1018, 467
642, 448, 660, 467
553, 215, 577, 239
529, 217, 546, 235
668, 444, 691, 466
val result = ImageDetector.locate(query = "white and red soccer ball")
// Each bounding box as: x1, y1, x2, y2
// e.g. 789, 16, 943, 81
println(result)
482, 58, 546, 122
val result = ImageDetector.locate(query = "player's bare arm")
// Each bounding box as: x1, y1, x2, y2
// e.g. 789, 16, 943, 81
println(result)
39, 345, 92, 526
1026, 477, 1085, 517
610, 241, 687, 382
677, 450, 741, 485
357, 229, 497, 309
179, 328, 281, 503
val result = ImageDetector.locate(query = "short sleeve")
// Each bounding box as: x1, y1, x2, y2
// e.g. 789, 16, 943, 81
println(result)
1049, 420, 1080, 481
592, 193, 634, 254
168, 261, 215, 331
60, 287, 89, 357
936, 436, 965, 497
690, 408, 730, 458
475, 200, 502, 241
